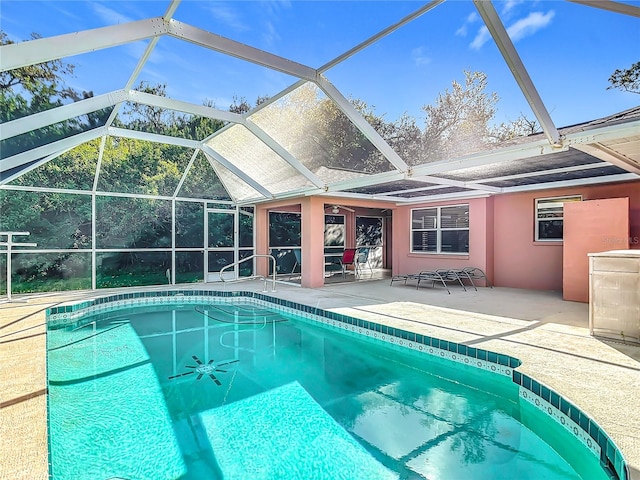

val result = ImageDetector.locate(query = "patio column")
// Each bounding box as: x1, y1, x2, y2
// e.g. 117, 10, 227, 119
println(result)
301, 196, 325, 288
470, 196, 494, 287
254, 205, 270, 278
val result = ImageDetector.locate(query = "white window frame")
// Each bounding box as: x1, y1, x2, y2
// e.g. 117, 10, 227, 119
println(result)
411, 204, 469, 254
535, 195, 582, 242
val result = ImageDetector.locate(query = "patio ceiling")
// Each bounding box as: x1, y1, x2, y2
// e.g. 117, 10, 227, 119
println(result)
1, 0, 639, 205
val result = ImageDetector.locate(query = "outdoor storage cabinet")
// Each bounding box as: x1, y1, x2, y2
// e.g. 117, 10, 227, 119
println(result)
588, 250, 640, 345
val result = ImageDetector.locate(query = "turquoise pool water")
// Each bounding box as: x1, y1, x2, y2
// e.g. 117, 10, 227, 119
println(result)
47, 302, 609, 480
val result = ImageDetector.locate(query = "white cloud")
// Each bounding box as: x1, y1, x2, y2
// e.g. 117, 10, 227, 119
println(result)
470, 26, 491, 50
89, 3, 142, 61
206, 4, 249, 32
263, 0, 292, 16
124, 41, 150, 63
456, 11, 479, 37
259, 1, 291, 49
411, 46, 431, 67
507, 10, 555, 42
469, 9, 554, 50
456, 24, 468, 37
50, 3, 84, 24
147, 41, 195, 73
137, 65, 164, 83
90, 3, 134, 25
262, 20, 281, 48
501, 0, 525, 17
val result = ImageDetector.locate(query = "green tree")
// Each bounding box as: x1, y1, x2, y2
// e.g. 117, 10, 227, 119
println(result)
117, 81, 226, 140
97, 136, 188, 196
250, 83, 390, 174
11, 140, 100, 190
0, 31, 75, 121
375, 112, 426, 166
117, 82, 182, 135
184, 99, 227, 140
1, 31, 110, 159
228, 95, 270, 114
361, 70, 537, 166
489, 114, 539, 142
315, 96, 389, 174
421, 70, 499, 163
607, 61, 640, 94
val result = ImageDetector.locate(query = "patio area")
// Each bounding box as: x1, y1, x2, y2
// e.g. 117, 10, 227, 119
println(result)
1, 280, 639, 480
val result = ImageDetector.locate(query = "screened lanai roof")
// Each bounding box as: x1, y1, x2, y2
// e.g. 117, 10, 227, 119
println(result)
1, 0, 639, 205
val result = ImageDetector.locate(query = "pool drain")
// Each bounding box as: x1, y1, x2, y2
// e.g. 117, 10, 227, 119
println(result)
168, 355, 238, 385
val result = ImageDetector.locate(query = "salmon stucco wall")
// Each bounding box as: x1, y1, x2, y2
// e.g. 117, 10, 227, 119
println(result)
301, 197, 327, 288
563, 197, 630, 302
256, 180, 639, 291
493, 192, 564, 290
493, 181, 640, 291
392, 197, 492, 284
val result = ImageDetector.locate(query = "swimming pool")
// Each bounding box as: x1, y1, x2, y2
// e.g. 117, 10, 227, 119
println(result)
46, 290, 627, 480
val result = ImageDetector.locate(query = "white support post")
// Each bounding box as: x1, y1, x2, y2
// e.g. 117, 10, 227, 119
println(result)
0, 232, 37, 302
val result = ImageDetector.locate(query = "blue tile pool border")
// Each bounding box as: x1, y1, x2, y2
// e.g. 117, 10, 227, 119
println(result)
46, 289, 627, 480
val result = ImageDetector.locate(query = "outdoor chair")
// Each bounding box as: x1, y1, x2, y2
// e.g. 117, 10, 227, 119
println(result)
390, 272, 417, 286
339, 248, 358, 277
435, 269, 467, 292
450, 267, 492, 290
462, 267, 492, 288
355, 247, 373, 276
416, 270, 462, 294
390, 270, 451, 293
291, 249, 302, 274
390, 269, 468, 294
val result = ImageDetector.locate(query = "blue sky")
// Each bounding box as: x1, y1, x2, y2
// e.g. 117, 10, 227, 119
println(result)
2, 0, 639, 129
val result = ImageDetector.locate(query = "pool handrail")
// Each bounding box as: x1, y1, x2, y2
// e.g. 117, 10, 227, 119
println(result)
219, 254, 277, 292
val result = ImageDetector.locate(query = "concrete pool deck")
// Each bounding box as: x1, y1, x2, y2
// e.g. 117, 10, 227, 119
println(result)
1, 280, 639, 480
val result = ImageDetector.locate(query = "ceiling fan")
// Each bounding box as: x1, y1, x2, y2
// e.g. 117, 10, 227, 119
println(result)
328, 205, 355, 214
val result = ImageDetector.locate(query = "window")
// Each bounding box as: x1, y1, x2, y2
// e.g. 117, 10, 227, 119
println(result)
535, 195, 581, 241
411, 205, 469, 253
356, 216, 383, 247
324, 215, 345, 247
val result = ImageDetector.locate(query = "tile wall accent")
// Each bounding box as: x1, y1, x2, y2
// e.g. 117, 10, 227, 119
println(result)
46, 289, 627, 480
513, 371, 626, 480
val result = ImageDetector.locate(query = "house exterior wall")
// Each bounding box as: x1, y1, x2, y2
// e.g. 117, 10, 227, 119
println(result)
563, 197, 630, 302
492, 181, 640, 291
493, 191, 565, 290
256, 180, 639, 292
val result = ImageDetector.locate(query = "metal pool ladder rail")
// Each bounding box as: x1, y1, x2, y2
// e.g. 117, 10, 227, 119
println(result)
219, 254, 277, 292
